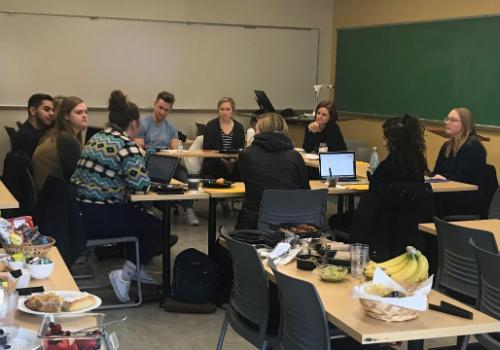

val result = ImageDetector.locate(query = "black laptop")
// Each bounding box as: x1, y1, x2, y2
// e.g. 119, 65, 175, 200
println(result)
254, 90, 276, 113
146, 154, 184, 193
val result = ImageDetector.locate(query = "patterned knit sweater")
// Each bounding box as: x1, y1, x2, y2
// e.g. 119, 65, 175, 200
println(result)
71, 126, 150, 204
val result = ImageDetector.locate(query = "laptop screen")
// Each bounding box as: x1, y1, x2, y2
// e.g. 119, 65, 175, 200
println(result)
254, 90, 276, 113
146, 154, 178, 184
318, 152, 356, 180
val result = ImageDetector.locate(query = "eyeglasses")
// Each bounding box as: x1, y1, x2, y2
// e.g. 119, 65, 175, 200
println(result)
444, 117, 462, 123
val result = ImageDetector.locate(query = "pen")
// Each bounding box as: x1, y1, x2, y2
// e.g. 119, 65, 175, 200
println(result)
428, 303, 473, 319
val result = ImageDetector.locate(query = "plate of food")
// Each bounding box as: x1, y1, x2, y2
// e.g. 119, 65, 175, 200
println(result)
0, 327, 41, 350
203, 178, 233, 188
18, 291, 101, 316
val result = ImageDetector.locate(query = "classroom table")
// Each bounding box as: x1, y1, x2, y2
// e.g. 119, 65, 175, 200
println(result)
15, 247, 80, 332
0, 180, 19, 210
129, 189, 209, 301
418, 219, 500, 246
205, 179, 479, 257
267, 261, 500, 350
156, 149, 239, 158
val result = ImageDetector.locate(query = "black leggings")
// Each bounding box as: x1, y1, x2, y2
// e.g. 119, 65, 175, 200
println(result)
78, 202, 162, 265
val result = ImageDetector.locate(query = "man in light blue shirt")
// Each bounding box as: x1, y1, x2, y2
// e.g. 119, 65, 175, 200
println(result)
136, 91, 179, 151
136, 91, 199, 226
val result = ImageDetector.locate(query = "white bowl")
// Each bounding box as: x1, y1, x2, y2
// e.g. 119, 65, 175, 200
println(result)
26, 262, 54, 280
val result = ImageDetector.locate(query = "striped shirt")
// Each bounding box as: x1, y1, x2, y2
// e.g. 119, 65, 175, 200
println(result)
220, 129, 233, 150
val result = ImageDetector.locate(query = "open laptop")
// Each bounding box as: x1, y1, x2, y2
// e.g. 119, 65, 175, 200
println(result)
318, 151, 369, 184
146, 154, 184, 193
254, 90, 276, 113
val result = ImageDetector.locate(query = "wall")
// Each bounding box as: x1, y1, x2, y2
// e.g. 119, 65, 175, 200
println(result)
0, 0, 334, 172
332, 0, 500, 177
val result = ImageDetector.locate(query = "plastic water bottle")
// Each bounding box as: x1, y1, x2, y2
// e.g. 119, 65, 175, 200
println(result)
177, 140, 183, 151
369, 147, 379, 175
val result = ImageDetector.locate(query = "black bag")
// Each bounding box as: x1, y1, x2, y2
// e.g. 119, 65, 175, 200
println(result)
171, 248, 217, 305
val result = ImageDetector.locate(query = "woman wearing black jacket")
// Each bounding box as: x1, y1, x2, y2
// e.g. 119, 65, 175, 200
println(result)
303, 100, 346, 153
236, 113, 310, 229
350, 115, 434, 261
201, 97, 245, 180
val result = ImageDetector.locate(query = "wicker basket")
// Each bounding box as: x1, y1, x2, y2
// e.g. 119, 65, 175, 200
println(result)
1, 236, 55, 258
359, 298, 422, 322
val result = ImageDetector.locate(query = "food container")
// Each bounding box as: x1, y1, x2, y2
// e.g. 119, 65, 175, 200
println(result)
2, 236, 55, 258
318, 265, 348, 282
26, 260, 54, 280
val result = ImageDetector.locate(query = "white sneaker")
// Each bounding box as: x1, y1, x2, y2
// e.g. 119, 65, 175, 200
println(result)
183, 207, 199, 226
131, 266, 160, 285
108, 269, 131, 303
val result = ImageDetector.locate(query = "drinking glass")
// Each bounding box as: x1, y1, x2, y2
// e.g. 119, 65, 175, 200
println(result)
318, 142, 328, 153
350, 243, 369, 279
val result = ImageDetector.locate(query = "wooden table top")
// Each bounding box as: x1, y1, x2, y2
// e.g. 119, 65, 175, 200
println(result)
130, 189, 209, 202
15, 247, 80, 332
0, 180, 19, 210
419, 219, 500, 245
156, 149, 238, 158
268, 261, 500, 345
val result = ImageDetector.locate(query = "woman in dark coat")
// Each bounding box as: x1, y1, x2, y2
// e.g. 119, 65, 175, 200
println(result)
303, 100, 346, 153
350, 115, 434, 261
201, 97, 245, 180
236, 113, 310, 229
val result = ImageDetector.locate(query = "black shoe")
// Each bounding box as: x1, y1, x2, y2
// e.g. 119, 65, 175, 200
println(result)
170, 234, 179, 247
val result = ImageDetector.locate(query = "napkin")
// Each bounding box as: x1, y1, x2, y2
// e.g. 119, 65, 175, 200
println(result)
352, 268, 433, 311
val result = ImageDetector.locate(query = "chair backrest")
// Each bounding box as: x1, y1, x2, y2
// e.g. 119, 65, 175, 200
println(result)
469, 238, 500, 349
268, 259, 331, 350
15, 121, 22, 129
487, 187, 500, 219
434, 217, 498, 300
224, 233, 270, 330
480, 164, 499, 218
4, 126, 16, 149
354, 146, 371, 163
257, 189, 328, 231
344, 138, 367, 152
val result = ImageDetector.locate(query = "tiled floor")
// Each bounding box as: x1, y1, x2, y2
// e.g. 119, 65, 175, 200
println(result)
74, 199, 467, 349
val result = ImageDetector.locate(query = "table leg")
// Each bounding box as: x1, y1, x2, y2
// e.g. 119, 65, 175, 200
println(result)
338, 194, 345, 214
161, 201, 171, 301
347, 194, 355, 211
407, 339, 424, 350
208, 197, 217, 258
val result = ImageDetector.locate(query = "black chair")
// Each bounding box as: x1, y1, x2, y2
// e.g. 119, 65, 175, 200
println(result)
15, 121, 22, 129
195, 122, 206, 137
216, 233, 279, 350
434, 217, 498, 302
469, 238, 500, 350
257, 189, 328, 231
268, 258, 331, 350
487, 187, 500, 219
4, 126, 16, 150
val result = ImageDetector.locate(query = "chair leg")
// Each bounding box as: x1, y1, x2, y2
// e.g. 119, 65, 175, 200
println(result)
457, 335, 470, 350
216, 314, 229, 350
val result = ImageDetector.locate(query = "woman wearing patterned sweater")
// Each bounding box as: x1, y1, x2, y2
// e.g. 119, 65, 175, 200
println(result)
71, 90, 163, 303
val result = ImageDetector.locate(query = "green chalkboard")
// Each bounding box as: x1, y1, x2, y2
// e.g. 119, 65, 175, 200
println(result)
335, 16, 500, 127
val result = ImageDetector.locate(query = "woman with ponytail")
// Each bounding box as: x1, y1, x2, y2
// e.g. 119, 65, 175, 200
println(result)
71, 90, 164, 303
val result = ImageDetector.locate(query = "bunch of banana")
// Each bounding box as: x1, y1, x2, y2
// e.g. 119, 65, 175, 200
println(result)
363, 246, 429, 283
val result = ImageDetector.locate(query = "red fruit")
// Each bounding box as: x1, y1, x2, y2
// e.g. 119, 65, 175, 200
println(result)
75, 338, 97, 350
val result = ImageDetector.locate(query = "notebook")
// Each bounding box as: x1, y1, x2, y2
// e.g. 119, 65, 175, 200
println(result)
318, 151, 363, 182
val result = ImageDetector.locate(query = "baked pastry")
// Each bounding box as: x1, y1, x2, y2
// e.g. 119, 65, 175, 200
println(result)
62, 294, 95, 312
25, 293, 64, 313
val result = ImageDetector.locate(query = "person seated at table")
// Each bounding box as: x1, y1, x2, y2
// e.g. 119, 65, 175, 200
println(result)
201, 97, 245, 179
71, 90, 168, 303
135, 90, 199, 225
201, 97, 245, 216
432, 107, 488, 217
31, 96, 87, 192
349, 115, 434, 261
236, 113, 310, 229
12, 93, 55, 158
302, 100, 346, 153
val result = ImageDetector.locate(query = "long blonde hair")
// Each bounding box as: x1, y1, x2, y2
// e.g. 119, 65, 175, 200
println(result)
445, 107, 477, 157
256, 113, 288, 135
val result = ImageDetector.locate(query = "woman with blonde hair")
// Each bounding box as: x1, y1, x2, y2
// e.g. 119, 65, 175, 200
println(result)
236, 113, 309, 229
433, 107, 487, 216
31, 96, 88, 192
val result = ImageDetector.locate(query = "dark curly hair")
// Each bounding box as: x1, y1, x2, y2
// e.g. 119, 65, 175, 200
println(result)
108, 90, 140, 130
382, 114, 429, 179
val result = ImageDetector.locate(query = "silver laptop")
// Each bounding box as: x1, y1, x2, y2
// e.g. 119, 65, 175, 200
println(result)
318, 151, 368, 184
